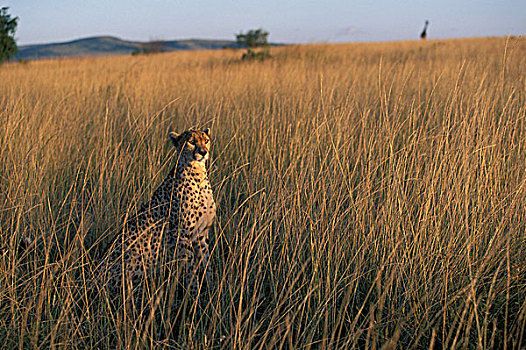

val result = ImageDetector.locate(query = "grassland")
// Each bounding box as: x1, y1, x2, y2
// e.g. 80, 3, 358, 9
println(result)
1, 37, 525, 349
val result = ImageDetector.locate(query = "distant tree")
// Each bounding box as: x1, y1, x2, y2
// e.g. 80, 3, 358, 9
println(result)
236, 29, 269, 48
131, 39, 164, 56
0, 7, 18, 63
142, 40, 164, 54
236, 28, 271, 61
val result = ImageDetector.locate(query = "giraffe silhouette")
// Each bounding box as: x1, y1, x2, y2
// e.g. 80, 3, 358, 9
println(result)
420, 20, 429, 40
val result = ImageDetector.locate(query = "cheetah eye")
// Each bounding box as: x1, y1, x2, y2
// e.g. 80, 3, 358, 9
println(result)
188, 139, 196, 145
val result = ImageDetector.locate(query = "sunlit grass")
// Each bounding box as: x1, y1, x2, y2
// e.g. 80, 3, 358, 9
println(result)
1, 36, 525, 348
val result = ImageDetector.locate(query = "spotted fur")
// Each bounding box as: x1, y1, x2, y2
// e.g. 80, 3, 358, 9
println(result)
100, 128, 216, 299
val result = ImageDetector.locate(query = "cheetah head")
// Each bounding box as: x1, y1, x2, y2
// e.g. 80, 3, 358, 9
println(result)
169, 128, 211, 163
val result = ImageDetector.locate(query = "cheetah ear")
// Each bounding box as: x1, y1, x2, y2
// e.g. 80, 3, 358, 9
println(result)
203, 128, 210, 136
168, 131, 180, 146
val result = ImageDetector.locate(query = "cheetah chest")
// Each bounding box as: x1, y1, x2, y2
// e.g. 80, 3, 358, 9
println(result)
195, 183, 216, 237
176, 177, 215, 238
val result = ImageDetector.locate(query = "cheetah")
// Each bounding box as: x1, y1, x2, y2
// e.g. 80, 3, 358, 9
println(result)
99, 128, 216, 300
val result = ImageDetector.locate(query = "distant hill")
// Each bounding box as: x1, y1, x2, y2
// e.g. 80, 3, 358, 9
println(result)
16, 36, 241, 60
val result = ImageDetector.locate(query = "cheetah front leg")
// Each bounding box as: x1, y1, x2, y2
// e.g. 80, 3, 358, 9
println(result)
194, 235, 212, 291
176, 239, 198, 298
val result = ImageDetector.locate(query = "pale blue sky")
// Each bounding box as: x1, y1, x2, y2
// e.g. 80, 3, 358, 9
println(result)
4, 0, 526, 45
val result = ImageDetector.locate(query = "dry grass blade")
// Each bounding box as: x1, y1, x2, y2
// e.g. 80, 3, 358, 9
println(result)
0, 36, 525, 348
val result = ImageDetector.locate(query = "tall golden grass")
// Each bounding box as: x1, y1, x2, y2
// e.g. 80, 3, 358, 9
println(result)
1, 36, 525, 348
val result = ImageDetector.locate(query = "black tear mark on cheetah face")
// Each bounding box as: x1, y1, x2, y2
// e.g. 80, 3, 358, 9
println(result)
169, 128, 211, 163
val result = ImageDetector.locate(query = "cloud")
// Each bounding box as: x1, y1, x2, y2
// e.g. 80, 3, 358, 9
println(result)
335, 26, 367, 38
